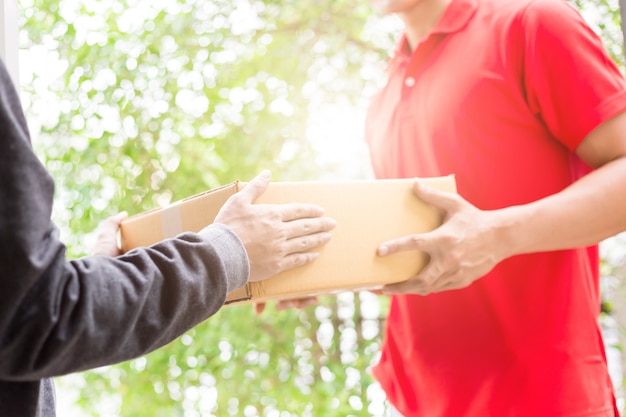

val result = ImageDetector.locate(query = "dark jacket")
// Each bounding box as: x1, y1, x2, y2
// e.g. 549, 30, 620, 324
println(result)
0, 59, 249, 417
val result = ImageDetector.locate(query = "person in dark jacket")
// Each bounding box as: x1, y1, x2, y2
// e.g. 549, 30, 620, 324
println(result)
0, 58, 336, 417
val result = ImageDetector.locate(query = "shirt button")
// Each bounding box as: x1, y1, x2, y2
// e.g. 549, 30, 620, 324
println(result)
405, 77, 416, 87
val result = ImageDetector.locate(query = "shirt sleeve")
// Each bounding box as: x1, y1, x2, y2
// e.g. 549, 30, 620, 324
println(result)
0, 59, 249, 381
519, 0, 626, 151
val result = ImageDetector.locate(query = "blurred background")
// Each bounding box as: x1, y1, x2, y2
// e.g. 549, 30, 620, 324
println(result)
13, 0, 626, 415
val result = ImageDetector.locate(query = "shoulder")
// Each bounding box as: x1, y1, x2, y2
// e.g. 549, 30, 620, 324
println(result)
477, 0, 586, 30
480, 0, 605, 57
516, 0, 590, 32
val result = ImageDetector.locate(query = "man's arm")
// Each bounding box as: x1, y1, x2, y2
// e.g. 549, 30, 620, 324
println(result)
499, 111, 626, 254
0, 57, 249, 379
375, 0, 626, 295
0, 59, 335, 379
377, 114, 626, 294
0, 227, 248, 380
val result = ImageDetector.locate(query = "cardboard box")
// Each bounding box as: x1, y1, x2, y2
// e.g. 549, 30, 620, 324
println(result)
120, 176, 457, 305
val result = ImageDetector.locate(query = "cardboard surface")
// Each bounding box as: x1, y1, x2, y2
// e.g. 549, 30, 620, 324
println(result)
120, 176, 457, 304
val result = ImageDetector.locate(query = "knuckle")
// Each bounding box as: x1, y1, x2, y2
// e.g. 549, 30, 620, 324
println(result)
447, 250, 462, 265
278, 241, 289, 254
318, 232, 331, 245
270, 210, 283, 223
408, 235, 423, 247
271, 260, 283, 273
437, 233, 455, 247
432, 263, 447, 278
417, 276, 431, 287
260, 217, 273, 229
293, 206, 304, 218
292, 254, 305, 267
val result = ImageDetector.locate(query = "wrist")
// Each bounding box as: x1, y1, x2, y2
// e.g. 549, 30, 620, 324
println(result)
491, 204, 533, 260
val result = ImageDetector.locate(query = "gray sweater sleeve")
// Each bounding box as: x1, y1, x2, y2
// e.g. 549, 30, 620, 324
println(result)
0, 59, 249, 380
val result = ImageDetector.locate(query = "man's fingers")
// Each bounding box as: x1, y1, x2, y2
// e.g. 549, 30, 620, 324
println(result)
254, 297, 318, 314
92, 212, 128, 256
413, 180, 461, 213
237, 170, 272, 204
279, 203, 326, 222
254, 303, 267, 315
101, 211, 128, 233
284, 216, 337, 239
285, 231, 333, 253
382, 264, 461, 295
283, 251, 320, 268
382, 279, 423, 295
275, 297, 318, 310
378, 233, 431, 256
96, 212, 127, 241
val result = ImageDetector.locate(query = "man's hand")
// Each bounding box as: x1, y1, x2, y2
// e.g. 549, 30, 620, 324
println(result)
92, 212, 128, 257
213, 170, 336, 282
378, 180, 508, 295
254, 297, 318, 314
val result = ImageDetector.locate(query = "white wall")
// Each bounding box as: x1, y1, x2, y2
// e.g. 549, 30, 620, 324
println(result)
0, 0, 19, 87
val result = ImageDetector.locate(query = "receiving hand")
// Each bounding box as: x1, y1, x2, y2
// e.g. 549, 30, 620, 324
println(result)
92, 212, 128, 257
213, 170, 337, 282
377, 180, 508, 295
254, 297, 318, 314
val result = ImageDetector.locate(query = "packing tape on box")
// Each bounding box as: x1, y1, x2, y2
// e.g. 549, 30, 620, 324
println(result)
225, 284, 253, 304
162, 201, 183, 238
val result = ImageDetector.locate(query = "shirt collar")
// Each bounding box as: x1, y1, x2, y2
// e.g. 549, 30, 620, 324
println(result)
432, 0, 478, 35
392, 0, 478, 58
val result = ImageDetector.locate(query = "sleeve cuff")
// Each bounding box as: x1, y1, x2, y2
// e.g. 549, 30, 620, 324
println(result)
194, 223, 249, 293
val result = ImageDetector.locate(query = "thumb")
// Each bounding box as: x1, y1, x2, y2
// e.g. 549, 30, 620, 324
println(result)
102, 211, 128, 234
238, 170, 271, 203
413, 179, 460, 213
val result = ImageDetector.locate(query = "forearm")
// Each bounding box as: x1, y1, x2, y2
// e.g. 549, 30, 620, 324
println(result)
0, 58, 251, 380
0, 226, 248, 381
497, 157, 626, 257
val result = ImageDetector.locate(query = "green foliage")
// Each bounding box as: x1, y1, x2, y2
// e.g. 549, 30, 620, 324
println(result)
18, 0, 626, 415
19, 0, 398, 415
66, 294, 390, 417
19, 0, 396, 256
568, 0, 625, 67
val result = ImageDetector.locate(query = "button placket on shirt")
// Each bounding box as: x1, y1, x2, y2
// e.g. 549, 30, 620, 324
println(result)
401, 35, 446, 99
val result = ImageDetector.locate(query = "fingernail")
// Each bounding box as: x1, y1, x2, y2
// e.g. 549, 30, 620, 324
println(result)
260, 170, 271, 179
378, 245, 388, 256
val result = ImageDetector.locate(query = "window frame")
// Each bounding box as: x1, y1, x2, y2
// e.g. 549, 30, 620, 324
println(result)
0, 0, 20, 87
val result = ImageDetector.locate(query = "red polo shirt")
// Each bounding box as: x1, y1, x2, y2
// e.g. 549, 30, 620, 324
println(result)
366, 0, 626, 416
